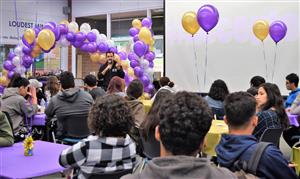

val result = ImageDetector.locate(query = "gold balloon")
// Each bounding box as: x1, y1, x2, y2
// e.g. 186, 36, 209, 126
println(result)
253, 20, 269, 41
24, 29, 36, 44
90, 53, 101, 63
2, 70, 8, 76
132, 19, 142, 29
37, 29, 55, 51
150, 38, 155, 46
182, 11, 200, 36
60, 20, 69, 25
127, 68, 134, 77
138, 27, 152, 44
0, 76, 7, 86
99, 54, 107, 64
121, 61, 129, 70
114, 54, 121, 64
150, 46, 154, 51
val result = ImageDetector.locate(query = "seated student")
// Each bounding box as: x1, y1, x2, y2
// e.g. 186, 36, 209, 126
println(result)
0, 111, 14, 147
59, 95, 137, 178
285, 73, 300, 108
253, 83, 289, 139
123, 92, 236, 179
216, 92, 297, 179
151, 77, 175, 102
45, 76, 60, 98
84, 74, 105, 100
247, 76, 265, 96
204, 79, 229, 119
107, 76, 126, 97
45, 71, 93, 139
1, 74, 38, 140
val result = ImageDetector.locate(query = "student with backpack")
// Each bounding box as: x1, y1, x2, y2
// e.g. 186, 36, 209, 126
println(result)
216, 92, 297, 179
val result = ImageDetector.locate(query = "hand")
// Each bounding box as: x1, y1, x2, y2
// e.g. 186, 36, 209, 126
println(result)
27, 87, 38, 105
107, 64, 113, 70
115, 62, 121, 69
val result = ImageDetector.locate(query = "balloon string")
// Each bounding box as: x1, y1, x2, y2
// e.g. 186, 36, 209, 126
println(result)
192, 36, 200, 90
272, 44, 278, 83
204, 34, 208, 89
262, 41, 267, 80
13, 0, 20, 40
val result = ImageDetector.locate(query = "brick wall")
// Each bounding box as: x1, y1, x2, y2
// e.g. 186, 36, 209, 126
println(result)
76, 49, 100, 79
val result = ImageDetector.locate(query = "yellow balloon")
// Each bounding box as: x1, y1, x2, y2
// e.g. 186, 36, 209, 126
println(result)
90, 53, 100, 63
60, 20, 69, 25
150, 38, 155, 46
24, 29, 36, 44
132, 19, 142, 29
150, 46, 154, 51
182, 11, 200, 36
37, 29, 55, 51
114, 54, 121, 63
127, 68, 134, 77
99, 54, 107, 64
2, 70, 8, 76
138, 27, 152, 44
253, 20, 269, 41
0, 76, 7, 86
121, 61, 129, 70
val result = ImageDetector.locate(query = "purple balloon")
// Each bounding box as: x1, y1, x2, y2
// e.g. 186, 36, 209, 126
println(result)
142, 18, 152, 28
134, 67, 143, 77
109, 47, 117, 53
87, 32, 96, 42
75, 32, 86, 42
34, 27, 40, 35
0, 85, 4, 94
128, 52, 138, 61
269, 20, 287, 43
59, 24, 68, 34
130, 60, 139, 68
3, 60, 15, 71
133, 35, 139, 42
87, 42, 97, 53
80, 42, 89, 52
134, 41, 147, 57
98, 42, 109, 53
7, 52, 16, 61
129, 27, 139, 37
22, 55, 33, 66
145, 83, 154, 93
7, 71, 15, 79
22, 46, 32, 55
144, 51, 155, 62
72, 41, 83, 48
141, 75, 150, 86
53, 27, 61, 41
43, 22, 56, 30
118, 51, 127, 60
66, 32, 75, 42
197, 4, 219, 33
149, 61, 154, 68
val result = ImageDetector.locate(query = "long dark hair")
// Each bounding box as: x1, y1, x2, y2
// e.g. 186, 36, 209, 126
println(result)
141, 89, 172, 140
208, 79, 229, 101
259, 83, 289, 128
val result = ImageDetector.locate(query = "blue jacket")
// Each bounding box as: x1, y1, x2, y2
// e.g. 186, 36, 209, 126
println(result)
285, 88, 300, 108
216, 134, 297, 179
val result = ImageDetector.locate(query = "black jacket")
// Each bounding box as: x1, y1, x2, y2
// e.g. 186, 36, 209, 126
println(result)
97, 62, 125, 91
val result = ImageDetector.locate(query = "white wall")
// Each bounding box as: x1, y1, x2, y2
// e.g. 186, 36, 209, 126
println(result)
72, 0, 163, 18
166, 0, 299, 95
0, 0, 68, 70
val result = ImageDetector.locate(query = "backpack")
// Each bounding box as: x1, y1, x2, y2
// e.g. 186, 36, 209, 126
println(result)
233, 142, 272, 179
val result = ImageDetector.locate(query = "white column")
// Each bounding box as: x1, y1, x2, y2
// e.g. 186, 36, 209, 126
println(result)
107, 13, 111, 39
147, 8, 151, 18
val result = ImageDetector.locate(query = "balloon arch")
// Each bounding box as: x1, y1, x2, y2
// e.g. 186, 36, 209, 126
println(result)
1, 18, 156, 93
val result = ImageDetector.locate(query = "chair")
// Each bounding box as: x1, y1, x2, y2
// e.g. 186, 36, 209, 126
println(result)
259, 128, 283, 148
291, 140, 300, 176
55, 114, 90, 144
211, 107, 225, 120
89, 169, 132, 179
139, 129, 160, 159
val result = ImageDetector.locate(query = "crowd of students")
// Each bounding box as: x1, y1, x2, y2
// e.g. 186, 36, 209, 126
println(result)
0, 69, 299, 178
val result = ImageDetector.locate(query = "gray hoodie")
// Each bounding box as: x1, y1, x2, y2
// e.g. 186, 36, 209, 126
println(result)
0, 88, 38, 133
45, 88, 93, 119
122, 155, 236, 179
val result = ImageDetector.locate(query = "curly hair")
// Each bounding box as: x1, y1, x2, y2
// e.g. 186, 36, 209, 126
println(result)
259, 83, 289, 128
88, 94, 134, 137
159, 91, 212, 155
208, 79, 229, 101
141, 89, 172, 140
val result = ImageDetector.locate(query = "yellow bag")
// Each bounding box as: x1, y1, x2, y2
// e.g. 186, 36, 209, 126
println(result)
291, 141, 300, 176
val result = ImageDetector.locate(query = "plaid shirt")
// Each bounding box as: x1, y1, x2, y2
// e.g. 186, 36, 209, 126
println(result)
59, 135, 137, 179
253, 109, 281, 139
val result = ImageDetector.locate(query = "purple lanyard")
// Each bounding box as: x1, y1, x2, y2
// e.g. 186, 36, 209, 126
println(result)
23, 97, 34, 134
